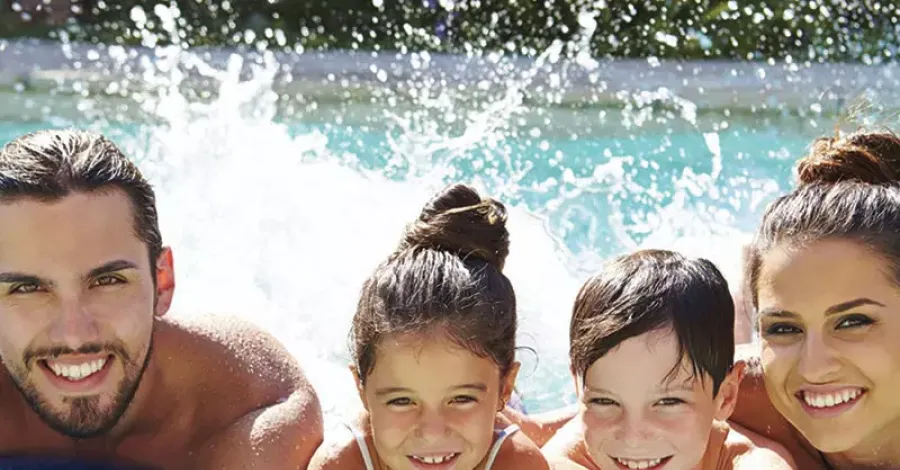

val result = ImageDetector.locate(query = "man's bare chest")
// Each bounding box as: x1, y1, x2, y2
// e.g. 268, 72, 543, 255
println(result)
0, 414, 199, 470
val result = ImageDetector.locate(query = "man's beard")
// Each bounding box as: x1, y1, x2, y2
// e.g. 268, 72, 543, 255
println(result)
10, 337, 153, 439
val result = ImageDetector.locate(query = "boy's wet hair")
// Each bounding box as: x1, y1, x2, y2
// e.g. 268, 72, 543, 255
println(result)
351, 183, 517, 383
569, 250, 734, 395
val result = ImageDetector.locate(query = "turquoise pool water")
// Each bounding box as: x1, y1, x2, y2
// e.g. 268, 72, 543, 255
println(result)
0, 97, 823, 417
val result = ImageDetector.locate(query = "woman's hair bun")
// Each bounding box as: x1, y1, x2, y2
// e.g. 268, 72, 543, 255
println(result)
797, 131, 900, 186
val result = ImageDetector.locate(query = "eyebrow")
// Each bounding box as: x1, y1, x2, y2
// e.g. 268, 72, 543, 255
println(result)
586, 382, 693, 396
584, 386, 614, 395
87, 260, 139, 280
759, 297, 886, 319
0, 259, 139, 287
0, 272, 48, 286
657, 382, 694, 392
374, 383, 488, 396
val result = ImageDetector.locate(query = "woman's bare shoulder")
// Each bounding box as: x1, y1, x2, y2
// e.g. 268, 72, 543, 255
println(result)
724, 422, 799, 470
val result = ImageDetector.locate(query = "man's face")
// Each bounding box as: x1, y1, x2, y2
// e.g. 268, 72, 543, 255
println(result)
0, 189, 173, 438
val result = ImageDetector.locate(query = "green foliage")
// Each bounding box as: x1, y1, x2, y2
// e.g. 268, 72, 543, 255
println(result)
1, 0, 897, 63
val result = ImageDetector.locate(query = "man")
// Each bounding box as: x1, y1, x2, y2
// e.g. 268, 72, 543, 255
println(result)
0, 129, 323, 469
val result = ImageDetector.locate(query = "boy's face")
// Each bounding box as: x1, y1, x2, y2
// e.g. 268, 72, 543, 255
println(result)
578, 328, 741, 470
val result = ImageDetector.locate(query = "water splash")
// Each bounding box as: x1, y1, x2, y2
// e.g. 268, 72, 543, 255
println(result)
0, 2, 820, 420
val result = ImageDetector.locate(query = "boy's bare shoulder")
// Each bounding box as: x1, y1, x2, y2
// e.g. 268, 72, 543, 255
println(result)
724, 422, 798, 470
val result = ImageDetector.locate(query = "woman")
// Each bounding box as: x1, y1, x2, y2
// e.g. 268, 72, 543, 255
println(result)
731, 130, 900, 468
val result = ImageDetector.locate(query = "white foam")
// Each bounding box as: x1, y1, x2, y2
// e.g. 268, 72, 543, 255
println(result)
74, 20, 762, 423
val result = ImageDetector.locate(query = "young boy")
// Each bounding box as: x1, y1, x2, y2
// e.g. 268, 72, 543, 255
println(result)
542, 249, 795, 470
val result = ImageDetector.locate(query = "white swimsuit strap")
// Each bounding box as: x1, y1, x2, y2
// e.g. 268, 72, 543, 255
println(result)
343, 422, 376, 470
483, 424, 520, 470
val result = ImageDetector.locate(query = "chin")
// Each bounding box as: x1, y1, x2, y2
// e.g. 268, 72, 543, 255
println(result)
800, 430, 863, 454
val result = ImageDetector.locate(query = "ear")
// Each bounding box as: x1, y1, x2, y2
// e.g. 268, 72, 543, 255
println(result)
499, 361, 521, 409
351, 364, 370, 411
154, 247, 175, 317
713, 360, 747, 421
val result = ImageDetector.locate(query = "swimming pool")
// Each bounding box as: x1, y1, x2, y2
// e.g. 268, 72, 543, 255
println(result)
0, 41, 833, 425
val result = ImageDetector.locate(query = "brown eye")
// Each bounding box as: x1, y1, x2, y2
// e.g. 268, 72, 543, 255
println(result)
450, 396, 476, 404
836, 314, 874, 330
656, 398, 685, 406
589, 398, 617, 406
386, 397, 413, 407
10, 283, 43, 294
92, 275, 125, 287
763, 323, 802, 336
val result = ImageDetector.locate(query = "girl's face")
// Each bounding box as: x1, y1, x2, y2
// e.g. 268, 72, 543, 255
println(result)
757, 239, 900, 455
355, 332, 518, 470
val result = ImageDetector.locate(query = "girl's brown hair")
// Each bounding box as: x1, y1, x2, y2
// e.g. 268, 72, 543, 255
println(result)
351, 183, 517, 383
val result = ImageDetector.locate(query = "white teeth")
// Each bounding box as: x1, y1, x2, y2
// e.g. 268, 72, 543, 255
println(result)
46, 357, 108, 381
802, 389, 863, 409
614, 457, 664, 469
410, 454, 456, 464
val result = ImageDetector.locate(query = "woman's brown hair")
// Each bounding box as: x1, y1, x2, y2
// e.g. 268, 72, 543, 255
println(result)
746, 130, 900, 309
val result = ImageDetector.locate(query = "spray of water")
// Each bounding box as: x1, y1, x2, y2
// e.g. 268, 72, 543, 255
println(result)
4, 3, 807, 424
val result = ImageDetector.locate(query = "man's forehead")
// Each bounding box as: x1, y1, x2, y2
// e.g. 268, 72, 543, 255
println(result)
0, 190, 149, 271
0, 190, 135, 229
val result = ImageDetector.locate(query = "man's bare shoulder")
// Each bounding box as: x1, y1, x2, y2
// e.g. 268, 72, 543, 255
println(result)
158, 314, 305, 389
308, 423, 370, 470
724, 422, 798, 470
154, 315, 322, 452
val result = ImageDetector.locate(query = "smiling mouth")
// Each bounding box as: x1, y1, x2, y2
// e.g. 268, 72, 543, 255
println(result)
408, 453, 460, 466
796, 387, 866, 410
40, 355, 112, 382
612, 456, 672, 469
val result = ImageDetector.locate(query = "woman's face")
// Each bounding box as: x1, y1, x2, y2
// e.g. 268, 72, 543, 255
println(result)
756, 239, 900, 454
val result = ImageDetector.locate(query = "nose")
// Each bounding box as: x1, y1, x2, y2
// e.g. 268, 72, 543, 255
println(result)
47, 296, 101, 350
415, 406, 451, 440
613, 410, 652, 447
797, 330, 842, 383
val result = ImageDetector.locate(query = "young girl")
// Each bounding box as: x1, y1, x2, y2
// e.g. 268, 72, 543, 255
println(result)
542, 250, 796, 470
309, 184, 549, 470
